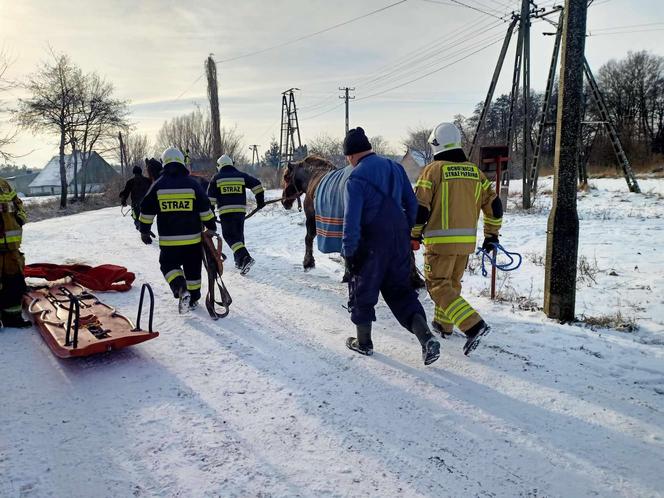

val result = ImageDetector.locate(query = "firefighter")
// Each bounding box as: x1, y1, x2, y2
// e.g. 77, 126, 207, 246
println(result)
411, 122, 503, 355
0, 177, 31, 328
138, 147, 217, 313
207, 154, 265, 274
342, 127, 440, 366
119, 165, 152, 229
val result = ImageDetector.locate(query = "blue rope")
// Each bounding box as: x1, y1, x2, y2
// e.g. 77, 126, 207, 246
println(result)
476, 243, 522, 277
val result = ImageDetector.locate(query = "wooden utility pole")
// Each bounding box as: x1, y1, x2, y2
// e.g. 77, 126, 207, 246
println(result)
543, 0, 587, 321
339, 87, 355, 135
206, 55, 222, 160
118, 131, 126, 178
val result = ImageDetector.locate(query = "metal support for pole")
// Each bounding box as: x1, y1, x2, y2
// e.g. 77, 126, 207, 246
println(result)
528, 7, 564, 201
521, 0, 533, 209
469, 18, 518, 160
582, 59, 641, 193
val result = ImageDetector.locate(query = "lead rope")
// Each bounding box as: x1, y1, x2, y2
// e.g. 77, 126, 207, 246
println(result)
476, 243, 522, 277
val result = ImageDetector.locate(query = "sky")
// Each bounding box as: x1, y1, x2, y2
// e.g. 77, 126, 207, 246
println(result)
1, 0, 663, 169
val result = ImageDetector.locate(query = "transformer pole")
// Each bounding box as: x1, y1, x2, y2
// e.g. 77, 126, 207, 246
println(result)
544, 0, 587, 321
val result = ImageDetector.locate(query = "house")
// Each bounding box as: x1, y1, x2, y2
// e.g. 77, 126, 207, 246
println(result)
401, 148, 425, 182
5, 172, 39, 196
28, 152, 120, 196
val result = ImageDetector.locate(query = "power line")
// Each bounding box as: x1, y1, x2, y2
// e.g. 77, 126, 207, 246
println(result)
355, 35, 504, 101
215, 0, 409, 64
421, 0, 506, 19
590, 21, 664, 32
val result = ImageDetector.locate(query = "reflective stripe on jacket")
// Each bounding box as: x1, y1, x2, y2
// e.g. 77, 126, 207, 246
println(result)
0, 179, 27, 251
413, 161, 501, 255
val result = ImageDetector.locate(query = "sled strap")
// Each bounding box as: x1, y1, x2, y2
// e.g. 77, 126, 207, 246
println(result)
60, 287, 80, 348
133, 283, 154, 333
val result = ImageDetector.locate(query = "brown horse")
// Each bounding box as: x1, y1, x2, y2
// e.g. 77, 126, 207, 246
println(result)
281, 155, 425, 289
281, 156, 336, 270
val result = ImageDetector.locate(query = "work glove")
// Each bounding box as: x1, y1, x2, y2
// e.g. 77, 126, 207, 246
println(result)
481, 235, 499, 253
411, 239, 421, 252
121, 200, 127, 207
140, 232, 153, 245
256, 193, 266, 210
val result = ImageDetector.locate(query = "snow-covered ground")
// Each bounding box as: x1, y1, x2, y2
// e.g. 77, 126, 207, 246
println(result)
1, 178, 663, 497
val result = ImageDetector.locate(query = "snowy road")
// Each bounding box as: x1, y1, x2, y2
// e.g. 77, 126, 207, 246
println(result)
1, 179, 663, 497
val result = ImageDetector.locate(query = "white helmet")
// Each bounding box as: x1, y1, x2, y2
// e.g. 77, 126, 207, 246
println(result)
217, 154, 233, 169
161, 146, 185, 166
428, 122, 463, 157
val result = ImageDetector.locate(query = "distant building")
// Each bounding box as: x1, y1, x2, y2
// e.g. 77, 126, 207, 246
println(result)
401, 149, 425, 182
28, 152, 120, 196
5, 172, 39, 196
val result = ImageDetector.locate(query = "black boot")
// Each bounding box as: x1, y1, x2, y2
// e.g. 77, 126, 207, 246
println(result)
346, 323, 373, 356
463, 320, 492, 356
411, 314, 441, 366
431, 321, 453, 339
177, 285, 191, 315
239, 255, 255, 275
2, 312, 32, 329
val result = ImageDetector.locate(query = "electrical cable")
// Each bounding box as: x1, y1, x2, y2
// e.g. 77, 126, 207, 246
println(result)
215, 0, 409, 64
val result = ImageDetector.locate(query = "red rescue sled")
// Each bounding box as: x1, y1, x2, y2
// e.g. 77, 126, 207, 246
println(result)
22, 283, 159, 358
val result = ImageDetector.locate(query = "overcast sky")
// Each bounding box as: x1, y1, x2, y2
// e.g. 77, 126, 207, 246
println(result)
1, 0, 663, 168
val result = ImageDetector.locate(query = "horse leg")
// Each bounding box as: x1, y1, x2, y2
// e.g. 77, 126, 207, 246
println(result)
303, 209, 316, 270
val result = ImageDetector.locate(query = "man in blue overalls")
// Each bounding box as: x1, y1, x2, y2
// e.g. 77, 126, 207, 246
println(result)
342, 127, 440, 366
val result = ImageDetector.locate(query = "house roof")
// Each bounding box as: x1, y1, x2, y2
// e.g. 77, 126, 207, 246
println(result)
29, 152, 116, 188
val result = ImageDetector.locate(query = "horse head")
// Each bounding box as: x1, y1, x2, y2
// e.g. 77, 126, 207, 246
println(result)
281, 161, 302, 210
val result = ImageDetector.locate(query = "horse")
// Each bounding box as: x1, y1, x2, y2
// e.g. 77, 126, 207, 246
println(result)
281, 155, 425, 289
281, 156, 336, 270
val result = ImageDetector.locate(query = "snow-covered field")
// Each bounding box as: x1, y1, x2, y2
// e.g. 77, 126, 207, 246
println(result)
1, 178, 663, 497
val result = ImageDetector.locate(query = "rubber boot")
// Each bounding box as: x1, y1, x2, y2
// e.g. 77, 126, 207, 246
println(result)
1, 312, 32, 329
463, 320, 491, 356
346, 323, 373, 356
411, 314, 440, 366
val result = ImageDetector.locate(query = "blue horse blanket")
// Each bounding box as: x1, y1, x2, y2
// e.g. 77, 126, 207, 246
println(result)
314, 166, 353, 254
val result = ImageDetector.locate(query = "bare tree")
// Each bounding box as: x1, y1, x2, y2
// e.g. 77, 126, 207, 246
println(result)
156, 108, 246, 164
17, 53, 82, 208
71, 71, 128, 200
123, 133, 151, 173
0, 50, 16, 162
307, 133, 345, 168
403, 126, 434, 164
369, 135, 394, 157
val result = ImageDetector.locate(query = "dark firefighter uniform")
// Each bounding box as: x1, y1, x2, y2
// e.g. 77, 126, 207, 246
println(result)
207, 155, 265, 269
0, 178, 30, 328
119, 166, 152, 229
139, 150, 216, 304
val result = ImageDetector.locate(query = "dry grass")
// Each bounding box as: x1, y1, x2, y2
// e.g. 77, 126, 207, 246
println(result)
26, 178, 125, 223
577, 255, 600, 286
580, 311, 638, 333
479, 274, 541, 312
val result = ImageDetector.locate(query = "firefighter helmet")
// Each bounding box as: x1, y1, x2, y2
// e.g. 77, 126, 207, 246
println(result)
429, 122, 463, 156
217, 154, 234, 169
161, 146, 185, 167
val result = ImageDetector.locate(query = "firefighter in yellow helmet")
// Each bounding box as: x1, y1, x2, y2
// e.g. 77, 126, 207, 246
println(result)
411, 122, 503, 355
0, 177, 31, 328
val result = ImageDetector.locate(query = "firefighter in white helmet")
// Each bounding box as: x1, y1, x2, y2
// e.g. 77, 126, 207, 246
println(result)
411, 122, 503, 355
207, 154, 265, 274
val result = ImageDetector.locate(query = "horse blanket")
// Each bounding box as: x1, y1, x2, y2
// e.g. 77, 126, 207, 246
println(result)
314, 166, 353, 254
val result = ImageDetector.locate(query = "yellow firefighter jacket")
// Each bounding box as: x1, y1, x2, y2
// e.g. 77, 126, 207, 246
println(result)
411, 161, 501, 255
0, 178, 27, 251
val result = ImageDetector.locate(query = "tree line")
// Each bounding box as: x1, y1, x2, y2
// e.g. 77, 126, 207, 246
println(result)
1, 49, 662, 205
